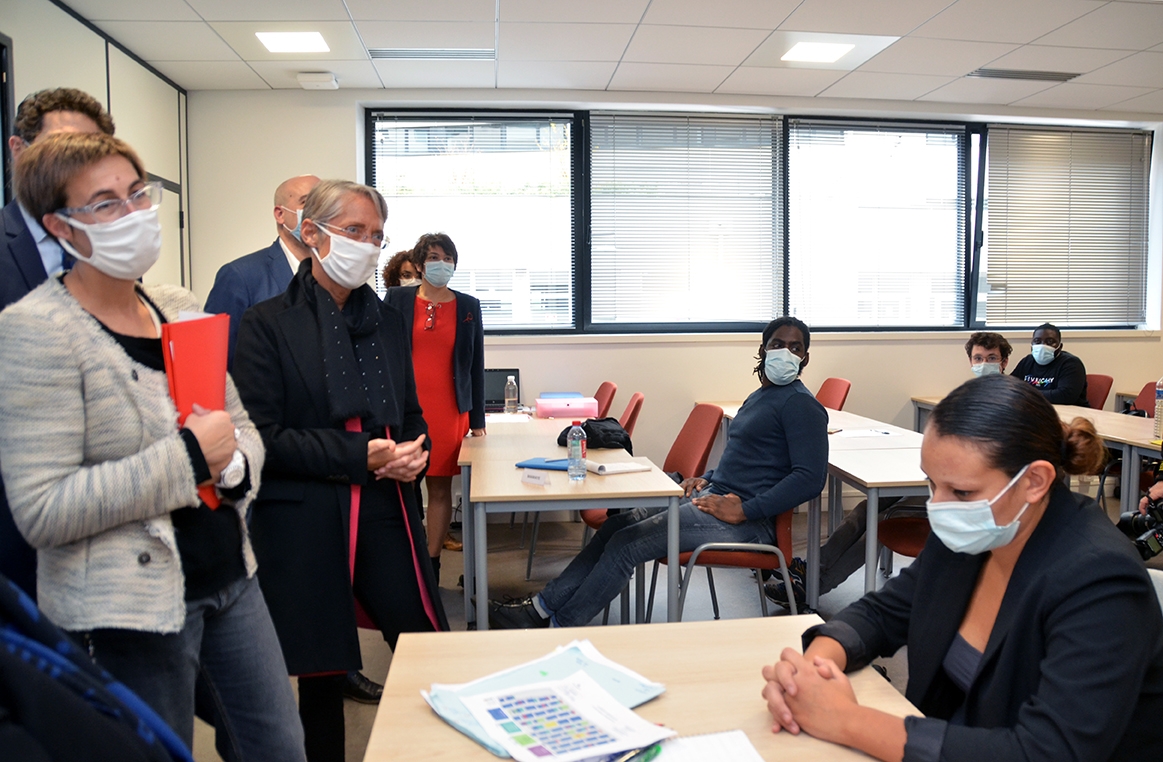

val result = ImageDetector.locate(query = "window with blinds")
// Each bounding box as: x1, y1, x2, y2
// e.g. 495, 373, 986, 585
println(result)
368, 113, 576, 331
589, 114, 782, 328
786, 121, 967, 328
979, 126, 1151, 328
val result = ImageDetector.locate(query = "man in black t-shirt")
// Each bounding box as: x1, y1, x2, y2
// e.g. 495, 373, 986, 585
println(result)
1009, 323, 1089, 407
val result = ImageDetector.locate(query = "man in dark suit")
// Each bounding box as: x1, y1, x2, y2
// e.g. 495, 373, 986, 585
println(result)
1, 88, 114, 599
204, 174, 319, 367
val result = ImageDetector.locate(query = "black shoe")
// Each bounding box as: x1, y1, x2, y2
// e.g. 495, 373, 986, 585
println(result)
763, 557, 807, 609
488, 596, 550, 629
342, 671, 383, 704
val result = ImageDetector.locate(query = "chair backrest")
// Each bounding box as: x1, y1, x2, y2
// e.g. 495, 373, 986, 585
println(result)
815, 377, 851, 411
663, 404, 724, 479
618, 392, 645, 437
1086, 374, 1114, 410
594, 381, 617, 418
1134, 381, 1157, 417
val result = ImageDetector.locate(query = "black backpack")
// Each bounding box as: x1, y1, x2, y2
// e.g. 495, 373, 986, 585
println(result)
557, 417, 633, 455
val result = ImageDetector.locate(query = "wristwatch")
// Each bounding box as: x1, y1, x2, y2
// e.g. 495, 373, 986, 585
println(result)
217, 449, 246, 489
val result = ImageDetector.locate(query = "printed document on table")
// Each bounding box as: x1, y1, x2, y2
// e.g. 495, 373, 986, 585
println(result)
462, 672, 675, 762
653, 730, 764, 761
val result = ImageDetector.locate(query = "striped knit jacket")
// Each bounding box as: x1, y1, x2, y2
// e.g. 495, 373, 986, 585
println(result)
0, 278, 263, 633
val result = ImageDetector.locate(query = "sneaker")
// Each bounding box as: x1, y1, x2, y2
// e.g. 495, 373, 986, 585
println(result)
488, 596, 550, 629
763, 557, 807, 608
342, 671, 383, 704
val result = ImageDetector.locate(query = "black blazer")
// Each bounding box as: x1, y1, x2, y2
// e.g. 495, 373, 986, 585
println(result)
811, 484, 1163, 761
0, 201, 48, 600
383, 285, 486, 430
232, 272, 447, 675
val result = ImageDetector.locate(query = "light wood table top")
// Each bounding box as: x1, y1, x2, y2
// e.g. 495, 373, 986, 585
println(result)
699, 401, 922, 450
470, 456, 683, 504
460, 418, 571, 465
364, 616, 919, 762
1054, 404, 1159, 449
827, 447, 926, 489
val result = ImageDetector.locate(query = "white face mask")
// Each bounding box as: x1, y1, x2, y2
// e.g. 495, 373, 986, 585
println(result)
423, 260, 456, 288
763, 347, 802, 386
313, 227, 380, 290
1031, 343, 1057, 366
57, 207, 162, 281
971, 362, 1003, 378
926, 464, 1031, 555
399, 277, 422, 288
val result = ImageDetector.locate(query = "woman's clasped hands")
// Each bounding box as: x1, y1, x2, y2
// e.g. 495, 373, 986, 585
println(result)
761, 647, 858, 741
367, 433, 429, 482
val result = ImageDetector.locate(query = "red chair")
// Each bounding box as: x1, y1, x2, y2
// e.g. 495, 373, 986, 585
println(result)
618, 392, 645, 437
594, 381, 617, 418
815, 377, 851, 411
877, 502, 932, 577
1086, 374, 1114, 410
1132, 381, 1157, 416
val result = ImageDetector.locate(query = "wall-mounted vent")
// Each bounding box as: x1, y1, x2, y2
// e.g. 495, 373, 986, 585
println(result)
967, 68, 1080, 82
368, 48, 495, 60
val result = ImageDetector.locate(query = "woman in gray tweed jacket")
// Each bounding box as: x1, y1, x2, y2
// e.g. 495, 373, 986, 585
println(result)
0, 132, 305, 760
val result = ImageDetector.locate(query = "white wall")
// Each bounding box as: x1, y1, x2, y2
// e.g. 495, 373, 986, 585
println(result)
2, 0, 187, 287
186, 88, 1163, 465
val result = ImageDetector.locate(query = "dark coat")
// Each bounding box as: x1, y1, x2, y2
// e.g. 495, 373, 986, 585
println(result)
383, 285, 486, 430
1009, 350, 1089, 407
232, 271, 447, 675
810, 484, 1163, 761
0, 201, 46, 599
202, 239, 295, 369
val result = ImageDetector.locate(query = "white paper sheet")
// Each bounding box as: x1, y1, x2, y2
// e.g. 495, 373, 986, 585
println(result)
832, 428, 896, 438
654, 730, 764, 761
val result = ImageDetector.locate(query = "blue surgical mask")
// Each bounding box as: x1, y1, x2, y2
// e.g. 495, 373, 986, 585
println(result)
971, 362, 1003, 378
423, 260, 456, 288
764, 348, 802, 386
280, 206, 304, 242
1031, 343, 1057, 366
926, 464, 1030, 555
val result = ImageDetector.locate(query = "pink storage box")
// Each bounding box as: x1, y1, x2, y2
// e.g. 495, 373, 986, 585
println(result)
535, 397, 599, 419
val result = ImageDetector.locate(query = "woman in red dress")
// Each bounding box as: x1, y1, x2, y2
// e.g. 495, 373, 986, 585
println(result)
384, 233, 485, 581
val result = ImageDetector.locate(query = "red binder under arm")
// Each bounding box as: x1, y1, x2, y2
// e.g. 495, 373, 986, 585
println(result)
160, 312, 230, 509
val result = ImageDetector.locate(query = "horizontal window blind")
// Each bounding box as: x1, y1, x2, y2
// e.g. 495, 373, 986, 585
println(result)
981, 126, 1150, 327
787, 121, 967, 328
589, 113, 782, 326
369, 113, 575, 330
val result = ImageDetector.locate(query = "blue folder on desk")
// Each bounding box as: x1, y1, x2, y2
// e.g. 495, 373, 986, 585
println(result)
515, 457, 570, 471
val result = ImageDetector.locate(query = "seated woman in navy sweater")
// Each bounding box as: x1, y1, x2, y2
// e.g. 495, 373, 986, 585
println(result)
489, 316, 829, 629
762, 375, 1163, 761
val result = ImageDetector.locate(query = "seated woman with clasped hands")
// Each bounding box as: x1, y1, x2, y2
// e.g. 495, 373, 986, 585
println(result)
762, 374, 1163, 761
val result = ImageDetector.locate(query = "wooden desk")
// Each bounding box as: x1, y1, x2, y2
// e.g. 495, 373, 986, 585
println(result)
364, 616, 919, 762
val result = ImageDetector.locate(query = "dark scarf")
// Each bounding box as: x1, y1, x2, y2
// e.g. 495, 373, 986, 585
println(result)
288, 261, 397, 429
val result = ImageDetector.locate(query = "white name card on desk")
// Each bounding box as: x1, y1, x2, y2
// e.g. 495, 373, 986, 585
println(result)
522, 470, 550, 486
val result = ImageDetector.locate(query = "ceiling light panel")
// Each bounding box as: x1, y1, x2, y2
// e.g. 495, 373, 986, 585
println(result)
256, 32, 329, 53
746, 32, 899, 70
782, 42, 855, 63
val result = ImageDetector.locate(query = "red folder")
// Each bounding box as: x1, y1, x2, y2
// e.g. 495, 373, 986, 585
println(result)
161, 312, 230, 509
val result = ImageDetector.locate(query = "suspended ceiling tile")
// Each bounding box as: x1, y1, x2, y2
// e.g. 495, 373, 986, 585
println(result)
64, 0, 200, 21
183, 0, 352, 21
1030, 1, 1163, 49
371, 59, 496, 88
779, 0, 954, 36
608, 62, 736, 93
1074, 52, 1163, 89
1011, 82, 1157, 110
346, 0, 497, 22
642, 0, 800, 29
624, 25, 773, 66
149, 61, 271, 90
716, 66, 846, 96
916, 76, 1056, 104
986, 45, 1134, 75
500, 0, 649, 24
93, 21, 240, 61
497, 60, 619, 89
498, 23, 636, 62
859, 38, 1018, 77
354, 20, 495, 49
209, 21, 368, 60
912, 0, 1107, 44
247, 59, 383, 89
820, 71, 957, 100
1098, 88, 1163, 114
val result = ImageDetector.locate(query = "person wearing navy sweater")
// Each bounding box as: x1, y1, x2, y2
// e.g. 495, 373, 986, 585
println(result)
1009, 323, 1089, 406
489, 316, 829, 629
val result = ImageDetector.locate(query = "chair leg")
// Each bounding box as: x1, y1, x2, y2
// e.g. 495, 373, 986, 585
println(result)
619, 577, 631, 625
880, 545, 894, 578
645, 561, 661, 623
582, 525, 593, 548
756, 572, 770, 617
602, 602, 611, 625
525, 513, 541, 580
519, 512, 530, 548
706, 568, 720, 621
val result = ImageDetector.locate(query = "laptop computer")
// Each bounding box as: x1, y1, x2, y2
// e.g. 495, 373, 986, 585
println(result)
484, 368, 520, 413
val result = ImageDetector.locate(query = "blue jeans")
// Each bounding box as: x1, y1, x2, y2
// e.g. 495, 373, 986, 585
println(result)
75, 574, 306, 762
539, 490, 774, 627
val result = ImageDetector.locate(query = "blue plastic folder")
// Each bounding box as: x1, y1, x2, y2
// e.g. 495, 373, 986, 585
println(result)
515, 457, 569, 471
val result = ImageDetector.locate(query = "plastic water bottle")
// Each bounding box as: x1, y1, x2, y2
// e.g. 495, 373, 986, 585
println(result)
567, 421, 587, 481
1154, 376, 1163, 439
504, 375, 518, 414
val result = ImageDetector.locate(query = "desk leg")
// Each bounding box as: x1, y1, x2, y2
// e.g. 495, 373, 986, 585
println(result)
864, 487, 879, 594
666, 496, 680, 622
474, 501, 489, 631
462, 467, 475, 627
828, 474, 842, 536
635, 563, 646, 624
806, 494, 821, 610
1120, 444, 1136, 517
